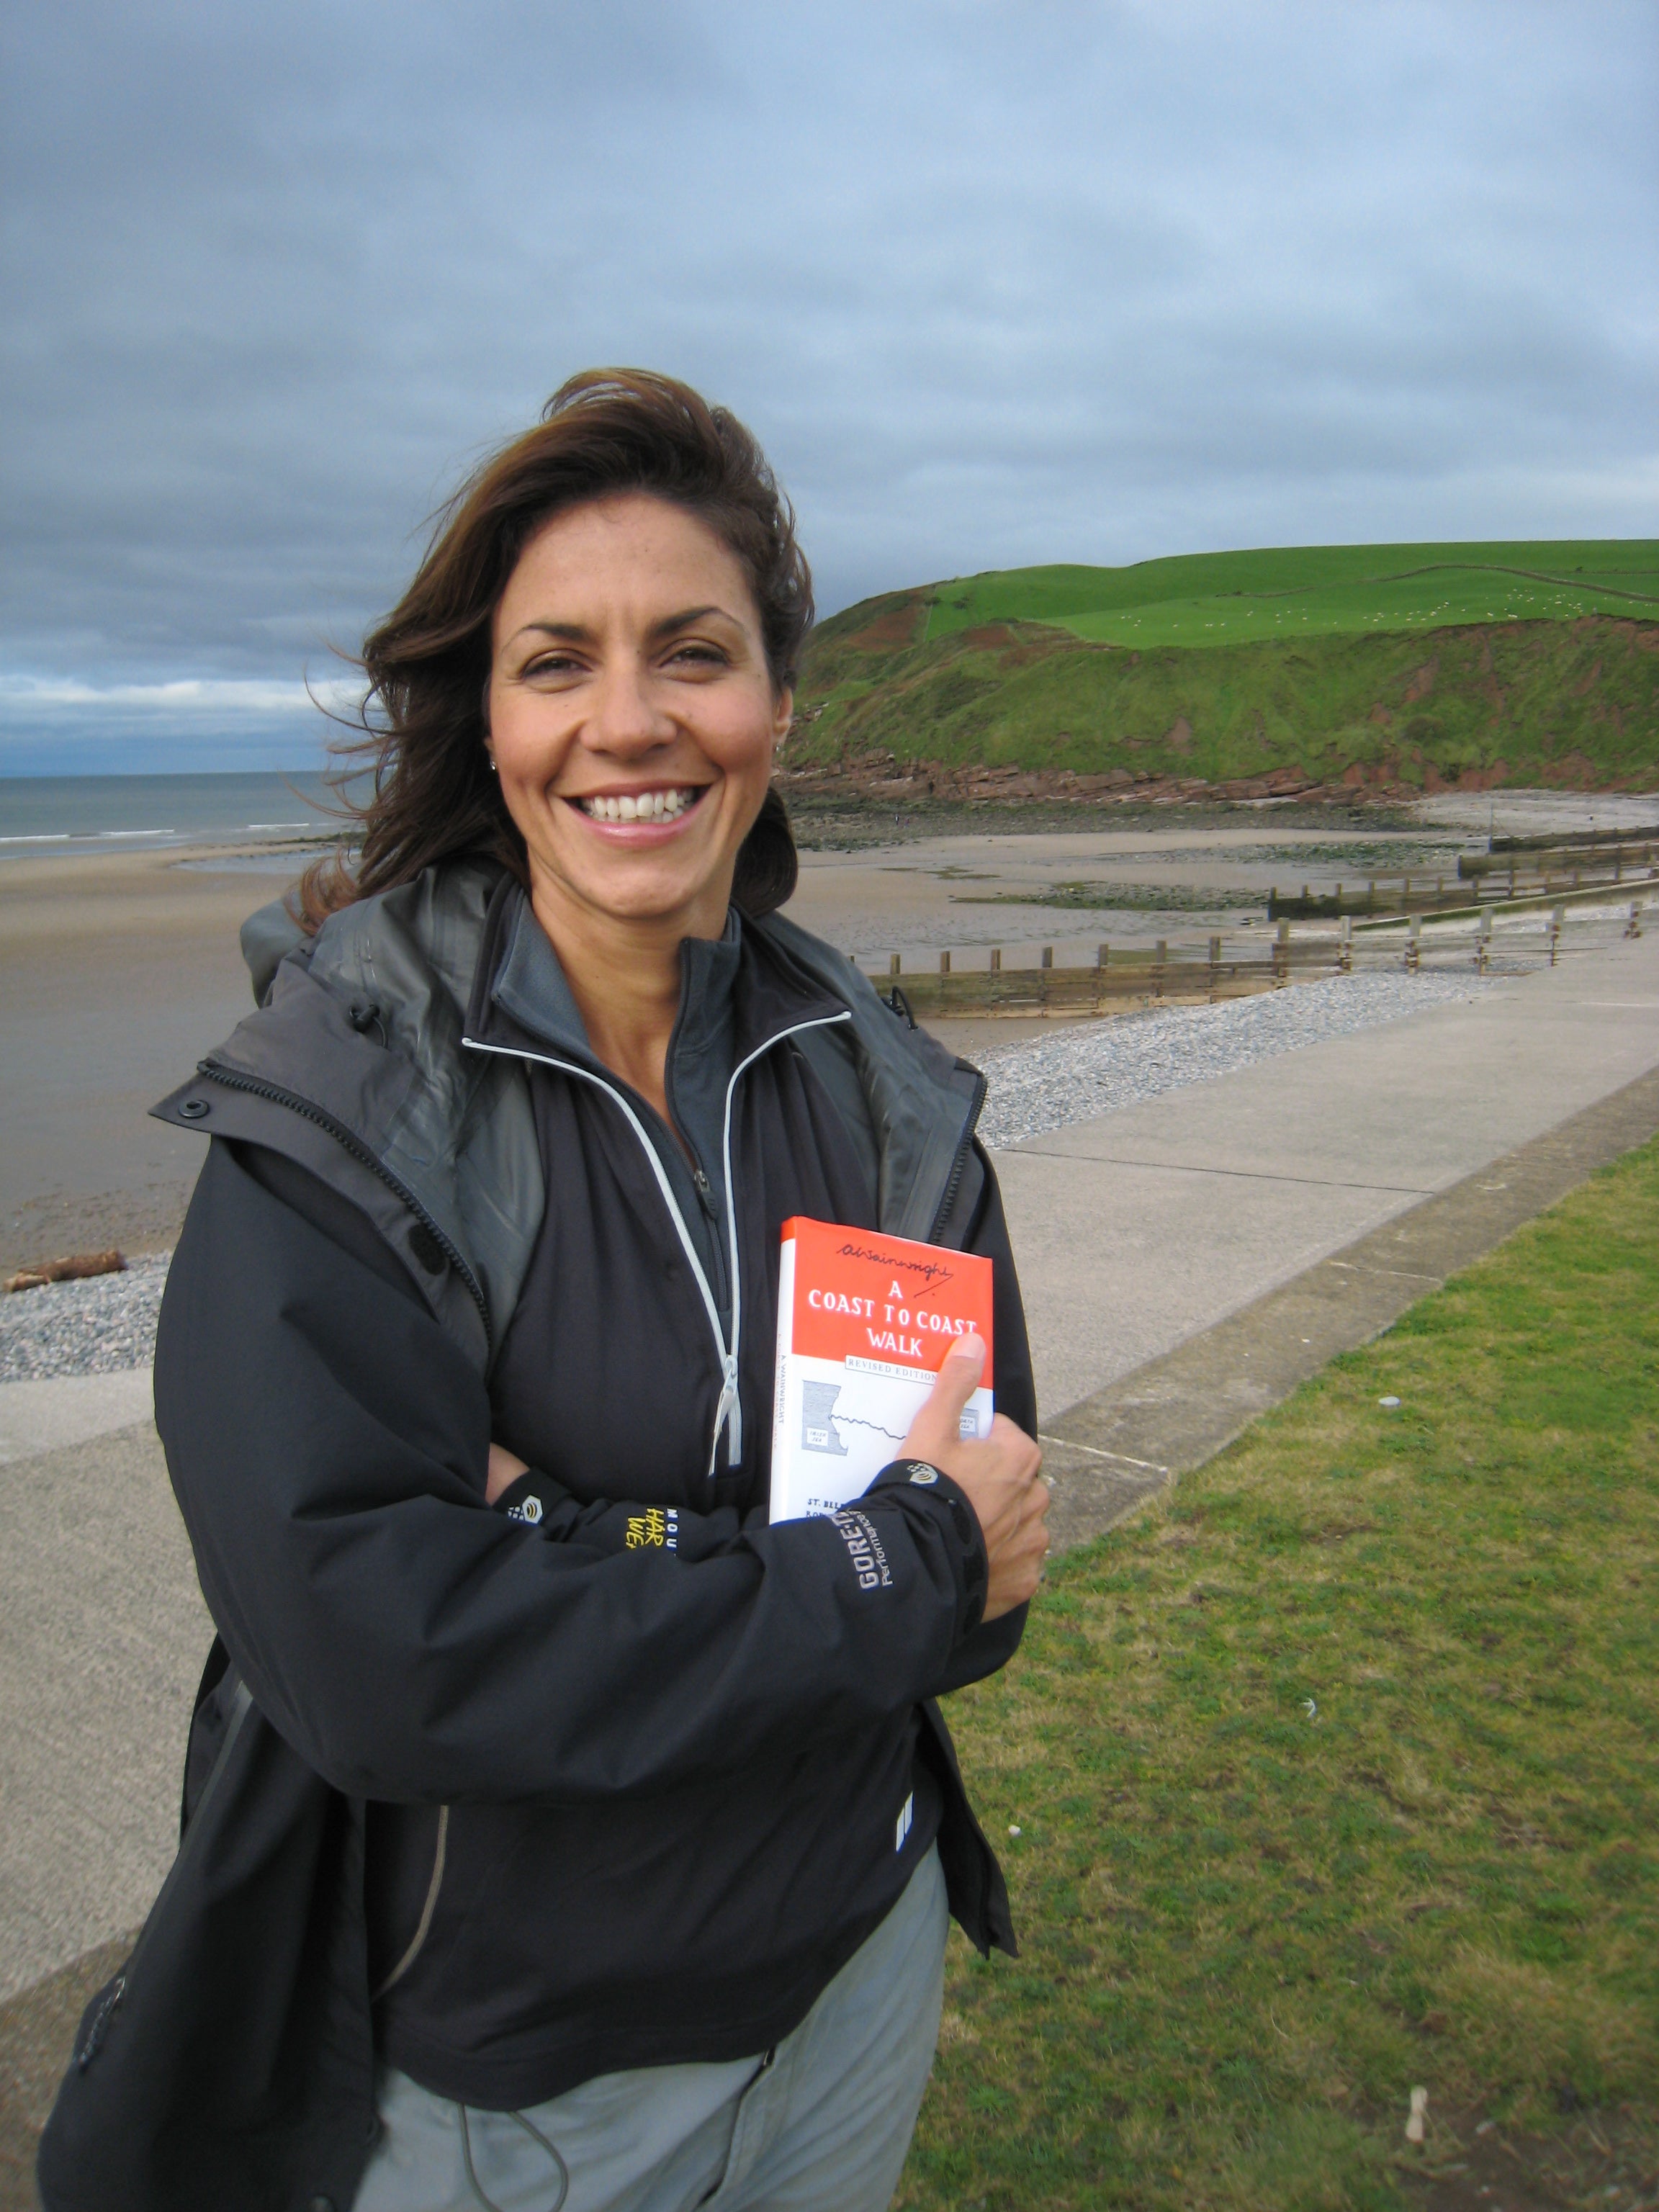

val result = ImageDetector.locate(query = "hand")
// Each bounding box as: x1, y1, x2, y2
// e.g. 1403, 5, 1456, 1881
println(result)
898, 1336, 1048, 1622
487, 1441, 530, 1505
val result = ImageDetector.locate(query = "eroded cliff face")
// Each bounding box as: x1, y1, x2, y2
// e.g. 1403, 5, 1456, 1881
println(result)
788, 597, 1659, 804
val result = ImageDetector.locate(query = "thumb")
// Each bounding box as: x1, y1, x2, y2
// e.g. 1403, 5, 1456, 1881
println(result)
904, 1334, 986, 1460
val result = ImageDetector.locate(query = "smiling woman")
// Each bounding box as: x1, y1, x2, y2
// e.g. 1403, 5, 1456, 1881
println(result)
38, 371, 1048, 2212
484, 491, 793, 1114
300, 370, 808, 939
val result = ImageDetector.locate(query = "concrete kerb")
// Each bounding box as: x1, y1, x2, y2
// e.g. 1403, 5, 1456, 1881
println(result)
1037, 1062, 1659, 1556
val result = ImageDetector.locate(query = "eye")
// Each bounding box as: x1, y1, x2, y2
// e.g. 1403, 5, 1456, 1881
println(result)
664, 639, 729, 669
521, 648, 585, 679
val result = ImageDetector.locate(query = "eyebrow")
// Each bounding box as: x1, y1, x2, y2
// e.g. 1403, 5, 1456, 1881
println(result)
507, 604, 737, 650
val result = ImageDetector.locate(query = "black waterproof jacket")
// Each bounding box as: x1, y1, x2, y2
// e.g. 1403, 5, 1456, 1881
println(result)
38, 861, 1033, 2212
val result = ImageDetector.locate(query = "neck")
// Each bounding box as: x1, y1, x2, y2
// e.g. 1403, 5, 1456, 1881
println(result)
526, 871, 730, 1120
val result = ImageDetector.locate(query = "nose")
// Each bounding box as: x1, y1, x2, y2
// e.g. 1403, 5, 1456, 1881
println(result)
584, 654, 673, 758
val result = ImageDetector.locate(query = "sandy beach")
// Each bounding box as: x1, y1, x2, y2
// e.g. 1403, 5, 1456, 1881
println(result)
4, 791, 1650, 1277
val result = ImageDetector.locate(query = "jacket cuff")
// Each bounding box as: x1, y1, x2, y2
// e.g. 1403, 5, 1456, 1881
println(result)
493, 1469, 561, 1527
868, 1459, 989, 1637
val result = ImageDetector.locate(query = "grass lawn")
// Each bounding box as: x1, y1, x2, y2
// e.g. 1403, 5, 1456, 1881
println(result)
902, 1139, 1659, 2210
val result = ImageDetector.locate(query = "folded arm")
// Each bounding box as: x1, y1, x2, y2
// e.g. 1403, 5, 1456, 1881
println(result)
156, 1138, 993, 1808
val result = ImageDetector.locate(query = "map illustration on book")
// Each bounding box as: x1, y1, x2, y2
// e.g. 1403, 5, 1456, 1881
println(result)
770, 1216, 994, 1522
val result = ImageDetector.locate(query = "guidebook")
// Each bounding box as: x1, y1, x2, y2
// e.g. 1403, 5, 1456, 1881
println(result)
770, 1216, 994, 1522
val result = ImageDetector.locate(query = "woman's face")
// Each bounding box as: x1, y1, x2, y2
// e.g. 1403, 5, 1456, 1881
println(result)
487, 492, 791, 941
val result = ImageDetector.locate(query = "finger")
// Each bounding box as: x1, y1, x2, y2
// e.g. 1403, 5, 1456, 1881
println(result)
988, 1413, 1042, 1474
904, 1334, 986, 1454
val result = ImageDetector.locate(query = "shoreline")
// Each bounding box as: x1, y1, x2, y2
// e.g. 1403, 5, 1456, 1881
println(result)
3, 792, 1654, 1276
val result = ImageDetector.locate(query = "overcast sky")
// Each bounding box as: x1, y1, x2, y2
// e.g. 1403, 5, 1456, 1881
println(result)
3, 0, 1655, 771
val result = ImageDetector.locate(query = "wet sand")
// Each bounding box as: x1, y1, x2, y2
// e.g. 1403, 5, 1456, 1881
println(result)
0, 849, 271, 1274
2, 797, 1642, 1275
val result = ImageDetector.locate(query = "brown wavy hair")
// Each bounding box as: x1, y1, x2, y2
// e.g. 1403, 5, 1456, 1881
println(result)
298, 369, 812, 927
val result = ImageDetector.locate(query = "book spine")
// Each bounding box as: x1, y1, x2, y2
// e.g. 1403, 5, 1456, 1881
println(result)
768, 1231, 797, 1523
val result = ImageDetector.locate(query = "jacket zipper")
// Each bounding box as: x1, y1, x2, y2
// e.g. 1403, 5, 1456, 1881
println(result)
462, 1013, 851, 1476
195, 1058, 493, 1356
76, 1677, 256, 2069
927, 1069, 989, 1242
715, 1016, 850, 1463
371, 1804, 450, 2002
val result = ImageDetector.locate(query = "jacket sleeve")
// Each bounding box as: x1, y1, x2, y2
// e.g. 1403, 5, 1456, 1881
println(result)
155, 1138, 988, 1809
494, 1133, 1038, 1698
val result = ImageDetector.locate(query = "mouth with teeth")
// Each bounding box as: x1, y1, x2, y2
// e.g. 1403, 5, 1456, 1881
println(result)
572, 786, 706, 825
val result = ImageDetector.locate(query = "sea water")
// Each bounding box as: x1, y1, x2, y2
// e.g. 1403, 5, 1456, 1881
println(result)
0, 770, 351, 855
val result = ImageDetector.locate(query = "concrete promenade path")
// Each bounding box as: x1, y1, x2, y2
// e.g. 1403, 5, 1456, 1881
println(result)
994, 924, 1659, 1421
3, 925, 1658, 2198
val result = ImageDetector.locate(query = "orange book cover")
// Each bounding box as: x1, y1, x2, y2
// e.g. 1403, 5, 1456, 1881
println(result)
770, 1216, 994, 1522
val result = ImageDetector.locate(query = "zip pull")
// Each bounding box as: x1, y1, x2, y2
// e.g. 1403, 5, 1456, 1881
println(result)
710, 1352, 742, 1472
691, 1165, 719, 1220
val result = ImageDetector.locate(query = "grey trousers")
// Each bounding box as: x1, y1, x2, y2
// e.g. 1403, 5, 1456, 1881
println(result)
351, 1844, 948, 2212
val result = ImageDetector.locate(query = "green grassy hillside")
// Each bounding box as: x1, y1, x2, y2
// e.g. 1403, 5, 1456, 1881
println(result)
794, 541, 1659, 796
923, 541, 1659, 651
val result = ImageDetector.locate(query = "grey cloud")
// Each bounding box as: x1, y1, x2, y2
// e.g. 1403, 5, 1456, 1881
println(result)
1, 0, 1654, 765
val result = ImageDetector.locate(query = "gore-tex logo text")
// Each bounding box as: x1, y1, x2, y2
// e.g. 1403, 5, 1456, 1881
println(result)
831, 1509, 892, 1592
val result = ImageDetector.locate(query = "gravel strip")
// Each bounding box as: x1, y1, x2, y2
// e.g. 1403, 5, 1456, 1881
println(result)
0, 1254, 170, 1382
0, 973, 1490, 1378
975, 970, 1493, 1148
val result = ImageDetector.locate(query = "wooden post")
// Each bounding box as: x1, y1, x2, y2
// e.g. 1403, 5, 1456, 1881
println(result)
1550, 907, 1563, 966
1274, 918, 1289, 982
1367, 878, 1376, 911
1154, 938, 1167, 1000
1406, 914, 1421, 974
889, 953, 901, 978
1339, 915, 1353, 974
1040, 945, 1053, 968
1476, 909, 1491, 975
1208, 934, 1220, 1002
1094, 943, 1108, 1012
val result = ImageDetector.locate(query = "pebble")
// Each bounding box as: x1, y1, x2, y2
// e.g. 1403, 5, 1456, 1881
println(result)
0, 1255, 171, 1383
975, 970, 1492, 1148
1, 971, 1488, 1382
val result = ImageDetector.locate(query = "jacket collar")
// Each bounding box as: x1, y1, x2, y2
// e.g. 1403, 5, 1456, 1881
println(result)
168, 860, 986, 1365
464, 875, 847, 1079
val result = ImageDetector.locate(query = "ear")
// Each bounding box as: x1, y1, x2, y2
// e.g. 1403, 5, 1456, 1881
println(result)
772, 686, 794, 746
